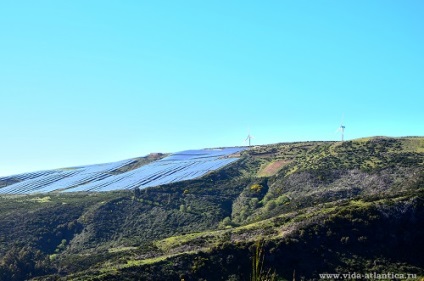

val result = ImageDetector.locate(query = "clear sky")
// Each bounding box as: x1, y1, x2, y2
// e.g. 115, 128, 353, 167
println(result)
0, 1, 423, 176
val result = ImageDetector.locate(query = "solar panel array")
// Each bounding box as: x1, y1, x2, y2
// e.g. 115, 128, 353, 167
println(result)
0, 148, 244, 194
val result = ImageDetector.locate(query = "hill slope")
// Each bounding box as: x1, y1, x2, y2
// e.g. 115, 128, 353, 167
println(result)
0, 137, 423, 281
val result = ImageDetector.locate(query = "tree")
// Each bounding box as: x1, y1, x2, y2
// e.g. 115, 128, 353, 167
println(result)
0, 246, 51, 281
133, 187, 141, 198
180, 204, 187, 212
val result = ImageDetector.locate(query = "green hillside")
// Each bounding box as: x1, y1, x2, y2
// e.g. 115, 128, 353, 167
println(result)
0, 137, 423, 281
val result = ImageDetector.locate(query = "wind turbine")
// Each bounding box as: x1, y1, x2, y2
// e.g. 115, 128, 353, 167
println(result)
336, 115, 346, 142
245, 130, 254, 146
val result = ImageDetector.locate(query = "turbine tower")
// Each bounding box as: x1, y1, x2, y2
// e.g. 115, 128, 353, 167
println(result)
337, 124, 346, 142
336, 115, 346, 142
245, 130, 253, 146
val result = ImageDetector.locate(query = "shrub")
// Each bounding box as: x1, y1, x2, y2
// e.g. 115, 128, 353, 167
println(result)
250, 184, 263, 193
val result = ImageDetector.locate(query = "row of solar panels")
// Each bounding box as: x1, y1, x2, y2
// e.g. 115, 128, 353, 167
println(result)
0, 147, 244, 194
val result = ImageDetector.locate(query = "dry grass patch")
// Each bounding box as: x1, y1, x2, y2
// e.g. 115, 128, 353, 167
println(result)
257, 160, 290, 177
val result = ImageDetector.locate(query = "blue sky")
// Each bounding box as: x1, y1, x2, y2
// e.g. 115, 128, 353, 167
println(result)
1, 1, 423, 176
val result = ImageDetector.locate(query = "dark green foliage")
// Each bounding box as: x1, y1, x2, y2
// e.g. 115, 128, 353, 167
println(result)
0, 246, 52, 281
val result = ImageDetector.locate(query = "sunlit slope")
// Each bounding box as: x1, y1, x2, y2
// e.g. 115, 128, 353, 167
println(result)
0, 148, 244, 194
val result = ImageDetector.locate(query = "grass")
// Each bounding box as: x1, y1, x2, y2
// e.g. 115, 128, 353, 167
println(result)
97, 250, 200, 276
257, 160, 290, 177
126, 255, 171, 266
28, 196, 52, 203
154, 231, 217, 252
349, 199, 371, 207
107, 246, 138, 253
402, 137, 424, 153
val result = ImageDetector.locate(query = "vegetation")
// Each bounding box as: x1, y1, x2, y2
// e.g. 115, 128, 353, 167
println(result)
250, 240, 276, 281
0, 137, 423, 280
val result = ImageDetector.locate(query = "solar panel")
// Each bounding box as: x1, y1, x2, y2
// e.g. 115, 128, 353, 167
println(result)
0, 147, 245, 194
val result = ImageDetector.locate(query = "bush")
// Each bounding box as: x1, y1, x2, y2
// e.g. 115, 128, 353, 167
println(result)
250, 184, 263, 193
